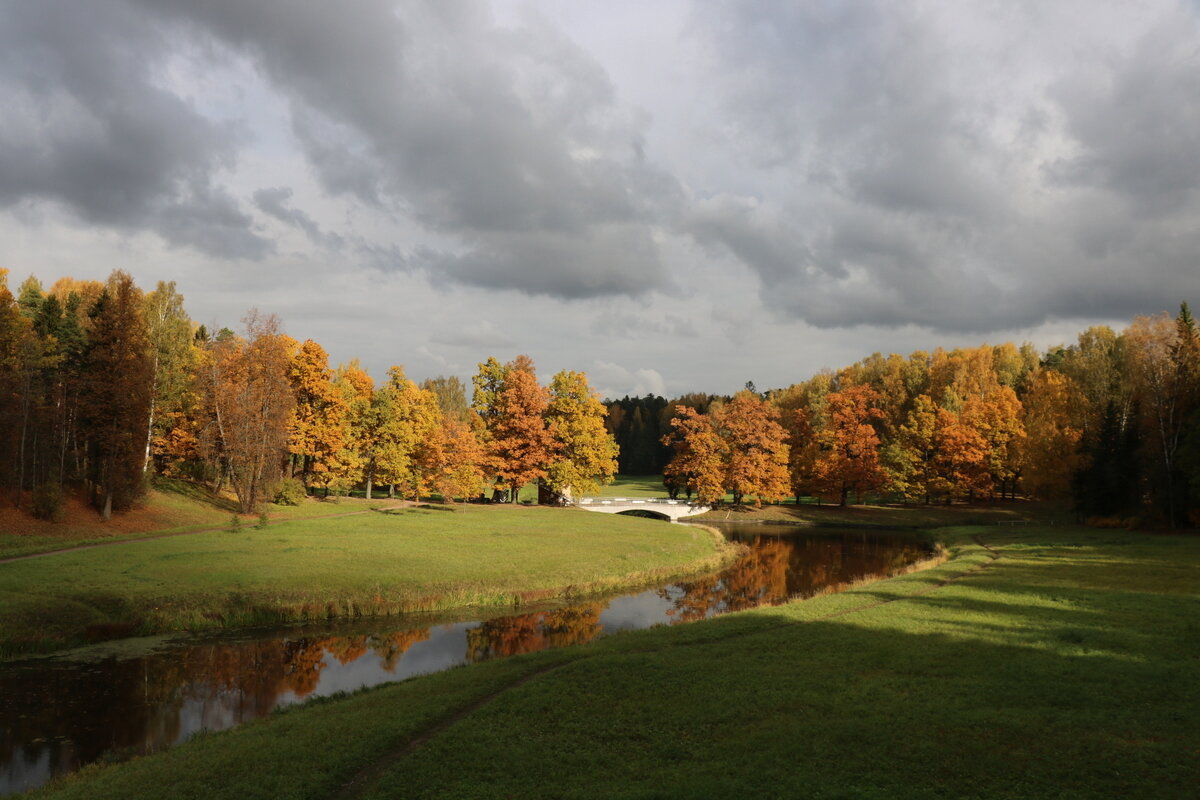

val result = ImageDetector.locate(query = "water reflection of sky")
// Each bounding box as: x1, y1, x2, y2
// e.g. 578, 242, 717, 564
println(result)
600, 588, 678, 631
1, 525, 927, 796
304, 622, 476, 700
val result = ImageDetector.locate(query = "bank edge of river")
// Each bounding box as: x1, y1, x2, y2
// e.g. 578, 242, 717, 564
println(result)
1, 520, 744, 663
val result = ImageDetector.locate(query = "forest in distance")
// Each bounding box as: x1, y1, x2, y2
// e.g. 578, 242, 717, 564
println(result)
2, 267, 1200, 528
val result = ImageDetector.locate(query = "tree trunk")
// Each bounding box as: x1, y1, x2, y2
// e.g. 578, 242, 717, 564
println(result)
101, 490, 112, 521
839, 485, 848, 507
388, 484, 395, 499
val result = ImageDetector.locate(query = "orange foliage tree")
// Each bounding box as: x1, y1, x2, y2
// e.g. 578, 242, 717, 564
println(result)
480, 356, 556, 503
662, 406, 725, 504
200, 312, 294, 512
933, 408, 991, 501
812, 385, 887, 506
716, 390, 790, 506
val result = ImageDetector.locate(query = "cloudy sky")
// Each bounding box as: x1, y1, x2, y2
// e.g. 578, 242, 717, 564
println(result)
2, 1, 1197, 397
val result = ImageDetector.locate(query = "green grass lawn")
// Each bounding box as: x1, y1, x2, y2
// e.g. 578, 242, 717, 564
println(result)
0, 479, 401, 560
26, 524, 1199, 799
593, 474, 669, 498
0, 505, 735, 658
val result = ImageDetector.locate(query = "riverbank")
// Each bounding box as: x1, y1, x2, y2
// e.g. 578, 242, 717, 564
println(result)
23, 524, 1199, 799
0, 505, 739, 658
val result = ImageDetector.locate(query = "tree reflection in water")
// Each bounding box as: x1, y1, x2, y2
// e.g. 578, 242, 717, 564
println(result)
662, 529, 925, 622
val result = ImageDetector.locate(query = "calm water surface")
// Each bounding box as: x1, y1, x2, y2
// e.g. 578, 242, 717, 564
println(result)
0, 522, 928, 794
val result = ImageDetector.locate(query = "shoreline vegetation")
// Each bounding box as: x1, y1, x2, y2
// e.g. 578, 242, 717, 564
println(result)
0, 498, 741, 660
21, 521, 1199, 800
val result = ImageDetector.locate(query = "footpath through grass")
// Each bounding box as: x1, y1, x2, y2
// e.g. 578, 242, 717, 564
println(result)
0, 505, 735, 658
25, 524, 1199, 799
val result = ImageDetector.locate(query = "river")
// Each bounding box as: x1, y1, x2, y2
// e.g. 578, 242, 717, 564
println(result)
0, 522, 930, 795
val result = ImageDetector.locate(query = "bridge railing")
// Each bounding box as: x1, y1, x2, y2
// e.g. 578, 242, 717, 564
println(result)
576, 497, 701, 507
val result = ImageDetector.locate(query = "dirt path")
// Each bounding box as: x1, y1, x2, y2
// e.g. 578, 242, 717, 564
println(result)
0, 504, 409, 565
332, 532, 1005, 799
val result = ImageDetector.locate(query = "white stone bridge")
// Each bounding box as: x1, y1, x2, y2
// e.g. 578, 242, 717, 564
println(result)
574, 497, 711, 522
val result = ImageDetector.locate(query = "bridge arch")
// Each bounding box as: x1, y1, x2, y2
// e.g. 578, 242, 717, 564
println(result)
614, 508, 672, 521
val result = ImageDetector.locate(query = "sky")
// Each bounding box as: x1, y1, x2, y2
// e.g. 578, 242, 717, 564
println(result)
1, 0, 1197, 398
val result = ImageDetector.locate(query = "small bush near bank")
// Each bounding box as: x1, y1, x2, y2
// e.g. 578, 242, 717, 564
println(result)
31, 482, 65, 522
274, 478, 307, 506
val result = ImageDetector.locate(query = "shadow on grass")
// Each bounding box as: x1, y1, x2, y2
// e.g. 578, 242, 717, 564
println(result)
369, 603, 1198, 800
150, 479, 239, 514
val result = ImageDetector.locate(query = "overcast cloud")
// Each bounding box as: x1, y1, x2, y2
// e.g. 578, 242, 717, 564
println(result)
1, 0, 1196, 396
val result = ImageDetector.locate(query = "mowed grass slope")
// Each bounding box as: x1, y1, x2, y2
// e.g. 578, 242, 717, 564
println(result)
0, 480, 397, 559
0, 505, 735, 657
26, 525, 1200, 800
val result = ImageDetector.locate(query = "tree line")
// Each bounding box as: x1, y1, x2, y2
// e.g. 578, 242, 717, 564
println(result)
655, 306, 1200, 527
0, 270, 616, 517
4, 268, 1197, 526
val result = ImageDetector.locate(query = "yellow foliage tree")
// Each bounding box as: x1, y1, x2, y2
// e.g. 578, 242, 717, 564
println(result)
543, 370, 617, 503
287, 340, 348, 490
1020, 369, 1084, 500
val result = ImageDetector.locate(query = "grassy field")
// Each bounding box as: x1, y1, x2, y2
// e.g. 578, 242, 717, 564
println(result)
593, 474, 669, 498
0, 505, 736, 657
24, 523, 1199, 799
0, 480, 401, 559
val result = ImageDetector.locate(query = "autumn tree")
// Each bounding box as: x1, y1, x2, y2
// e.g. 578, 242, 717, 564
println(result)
812, 385, 888, 506
287, 340, 347, 490
422, 376, 471, 423
1019, 369, 1084, 501
142, 281, 195, 474
933, 408, 991, 501
408, 384, 447, 500
431, 414, 487, 501
884, 394, 941, 504
329, 361, 373, 495
201, 312, 294, 513
542, 370, 617, 503
959, 387, 1026, 499
373, 367, 420, 498
715, 390, 789, 506
475, 356, 556, 502
662, 406, 725, 504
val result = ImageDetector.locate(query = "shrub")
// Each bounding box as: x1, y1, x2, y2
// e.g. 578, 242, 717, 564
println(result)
256, 511, 271, 529
31, 482, 66, 522
274, 478, 307, 506
228, 515, 243, 533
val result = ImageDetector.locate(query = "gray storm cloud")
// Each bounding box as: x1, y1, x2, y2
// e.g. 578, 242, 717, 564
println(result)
688, 0, 1200, 332
141, 0, 680, 299
1, 0, 1198, 340
0, 0, 270, 259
